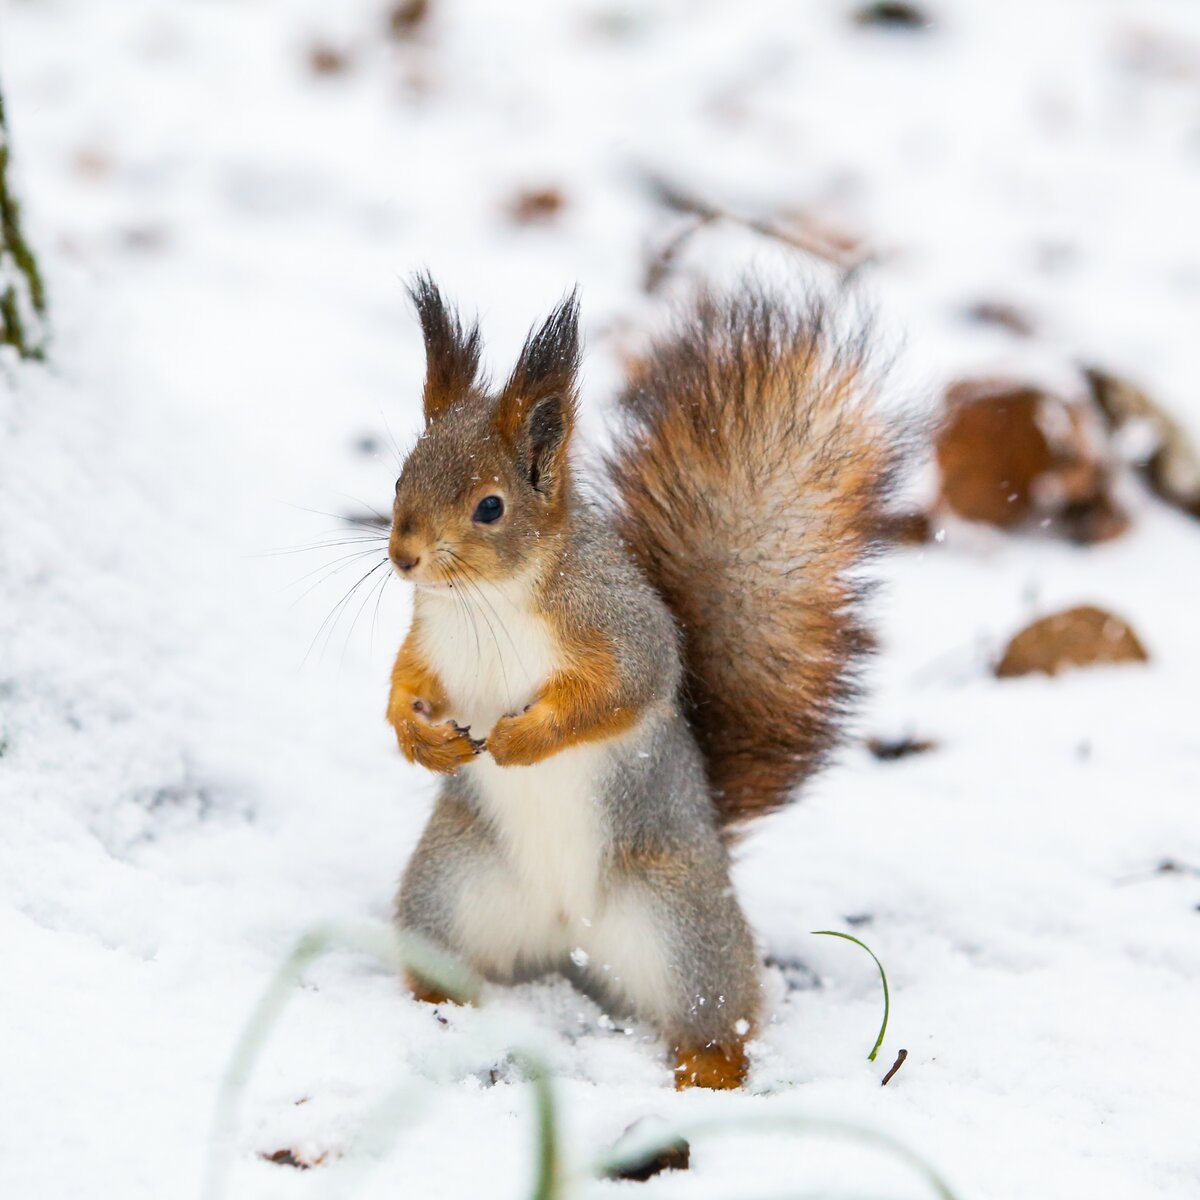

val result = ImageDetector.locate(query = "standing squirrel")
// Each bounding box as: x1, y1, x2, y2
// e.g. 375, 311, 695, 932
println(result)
386, 275, 900, 1089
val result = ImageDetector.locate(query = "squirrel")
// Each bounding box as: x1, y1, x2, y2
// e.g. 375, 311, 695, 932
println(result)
385, 274, 901, 1090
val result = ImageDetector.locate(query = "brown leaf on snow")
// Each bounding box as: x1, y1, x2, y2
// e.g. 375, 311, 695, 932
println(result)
852, 2, 932, 31
962, 299, 1035, 337
388, 0, 431, 37
867, 735, 938, 761
262, 1148, 316, 1170
508, 187, 567, 225
936, 378, 1127, 542
995, 605, 1148, 679
1084, 367, 1200, 520
308, 44, 351, 75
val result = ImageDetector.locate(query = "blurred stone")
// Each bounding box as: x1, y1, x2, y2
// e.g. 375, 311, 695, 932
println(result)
1085, 367, 1200, 520
604, 1118, 690, 1182
995, 605, 1148, 679
936, 378, 1125, 542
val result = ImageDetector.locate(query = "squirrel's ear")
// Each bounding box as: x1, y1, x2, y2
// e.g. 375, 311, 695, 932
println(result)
495, 291, 581, 496
407, 272, 483, 422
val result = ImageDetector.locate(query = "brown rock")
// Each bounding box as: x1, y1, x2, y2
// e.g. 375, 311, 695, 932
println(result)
936, 378, 1124, 541
879, 509, 932, 545
995, 605, 1148, 678
1055, 491, 1131, 545
1085, 367, 1200, 520
603, 1119, 690, 1182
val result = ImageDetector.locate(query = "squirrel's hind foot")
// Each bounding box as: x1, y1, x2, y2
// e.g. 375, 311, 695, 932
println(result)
405, 971, 472, 1008
673, 1040, 748, 1091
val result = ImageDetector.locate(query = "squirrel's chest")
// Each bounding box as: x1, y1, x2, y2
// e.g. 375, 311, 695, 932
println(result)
417, 585, 611, 922
416, 583, 561, 733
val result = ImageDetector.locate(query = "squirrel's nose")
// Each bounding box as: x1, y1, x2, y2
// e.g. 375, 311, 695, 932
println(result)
393, 553, 421, 574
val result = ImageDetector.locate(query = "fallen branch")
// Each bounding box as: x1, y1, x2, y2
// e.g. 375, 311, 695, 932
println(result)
1114, 858, 1200, 887
639, 171, 874, 278
881, 1048, 908, 1086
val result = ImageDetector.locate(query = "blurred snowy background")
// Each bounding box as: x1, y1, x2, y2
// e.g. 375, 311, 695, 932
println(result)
1, 1, 1198, 1197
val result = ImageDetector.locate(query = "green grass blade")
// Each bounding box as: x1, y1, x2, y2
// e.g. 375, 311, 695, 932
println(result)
592, 1115, 958, 1200
812, 930, 890, 1062
516, 1054, 561, 1200
202, 922, 481, 1200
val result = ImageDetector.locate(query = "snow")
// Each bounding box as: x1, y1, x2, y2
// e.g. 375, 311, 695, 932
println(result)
2, 1, 1198, 1197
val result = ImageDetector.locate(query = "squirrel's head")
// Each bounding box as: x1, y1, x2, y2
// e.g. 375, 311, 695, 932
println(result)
390, 274, 581, 591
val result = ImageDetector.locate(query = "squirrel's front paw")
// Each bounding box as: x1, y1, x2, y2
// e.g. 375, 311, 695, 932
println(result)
486, 707, 556, 768
394, 710, 483, 775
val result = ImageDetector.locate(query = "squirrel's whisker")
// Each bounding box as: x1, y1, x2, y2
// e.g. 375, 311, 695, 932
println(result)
369, 567, 392, 656
287, 548, 390, 604
303, 557, 391, 666
281, 501, 392, 533
258, 535, 388, 559
341, 562, 392, 666
334, 491, 393, 529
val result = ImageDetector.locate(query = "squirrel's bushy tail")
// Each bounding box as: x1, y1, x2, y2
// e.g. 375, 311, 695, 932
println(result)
605, 285, 904, 827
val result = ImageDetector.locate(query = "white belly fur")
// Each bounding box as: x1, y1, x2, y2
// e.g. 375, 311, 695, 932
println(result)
415, 578, 616, 971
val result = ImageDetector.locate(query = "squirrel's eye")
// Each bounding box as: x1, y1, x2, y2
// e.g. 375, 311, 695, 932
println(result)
472, 495, 505, 525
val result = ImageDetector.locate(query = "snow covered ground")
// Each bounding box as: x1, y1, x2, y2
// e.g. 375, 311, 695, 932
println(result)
2, 1, 1199, 1197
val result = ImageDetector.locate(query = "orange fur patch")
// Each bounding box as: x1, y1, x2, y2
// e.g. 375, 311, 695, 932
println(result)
388, 631, 480, 774
405, 972, 471, 1007
673, 1040, 749, 1091
487, 630, 639, 766
604, 289, 901, 826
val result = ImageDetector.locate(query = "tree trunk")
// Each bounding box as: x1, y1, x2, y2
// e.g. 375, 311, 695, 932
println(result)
0, 86, 47, 360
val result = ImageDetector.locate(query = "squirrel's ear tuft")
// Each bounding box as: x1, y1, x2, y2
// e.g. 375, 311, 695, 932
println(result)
495, 290, 581, 495
407, 272, 483, 422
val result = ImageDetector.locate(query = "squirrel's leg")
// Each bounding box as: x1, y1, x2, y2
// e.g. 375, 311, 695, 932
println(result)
396, 786, 562, 994
404, 973, 463, 1007
586, 847, 762, 1091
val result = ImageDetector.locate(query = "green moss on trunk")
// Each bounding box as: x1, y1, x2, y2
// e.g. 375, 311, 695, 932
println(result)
0, 86, 47, 360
